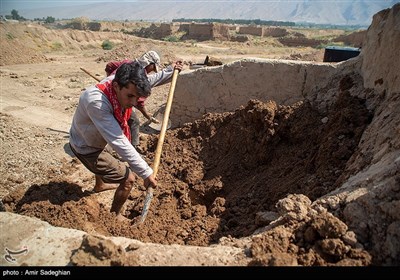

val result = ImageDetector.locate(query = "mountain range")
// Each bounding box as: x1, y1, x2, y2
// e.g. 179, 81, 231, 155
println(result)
3, 0, 398, 26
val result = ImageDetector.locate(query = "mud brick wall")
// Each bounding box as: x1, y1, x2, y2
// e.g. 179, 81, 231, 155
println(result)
159, 23, 173, 37
238, 26, 264, 36
186, 23, 214, 40
171, 59, 338, 127
264, 27, 288, 37
159, 23, 180, 37
98, 21, 140, 32
278, 37, 324, 48
361, 4, 400, 94
333, 30, 366, 48
185, 23, 230, 41
177, 23, 190, 33
212, 23, 230, 40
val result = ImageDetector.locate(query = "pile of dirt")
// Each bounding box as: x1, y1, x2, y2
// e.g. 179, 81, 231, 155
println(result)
0, 21, 137, 66
95, 41, 179, 67
0, 23, 50, 66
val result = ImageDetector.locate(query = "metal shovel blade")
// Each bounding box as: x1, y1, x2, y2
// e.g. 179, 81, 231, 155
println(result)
148, 104, 172, 131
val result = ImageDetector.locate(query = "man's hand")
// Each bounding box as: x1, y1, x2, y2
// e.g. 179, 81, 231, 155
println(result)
144, 174, 157, 189
150, 116, 160, 124
173, 60, 184, 72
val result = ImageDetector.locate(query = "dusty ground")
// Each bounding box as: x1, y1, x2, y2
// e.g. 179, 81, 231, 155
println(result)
0, 21, 395, 266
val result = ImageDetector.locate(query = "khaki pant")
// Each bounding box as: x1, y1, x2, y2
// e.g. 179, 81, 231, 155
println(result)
69, 144, 129, 183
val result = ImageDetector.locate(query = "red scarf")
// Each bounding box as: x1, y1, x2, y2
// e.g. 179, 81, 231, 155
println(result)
96, 79, 132, 141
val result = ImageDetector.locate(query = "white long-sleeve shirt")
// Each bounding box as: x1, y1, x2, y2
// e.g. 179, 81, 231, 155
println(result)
69, 65, 175, 179
69, 85, 152, 179
147, 65, 174, 87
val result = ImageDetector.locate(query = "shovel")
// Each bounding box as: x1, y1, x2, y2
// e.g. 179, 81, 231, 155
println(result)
137, 69, 180, 224
147, 104, 172, 131
80, 67, 101, 82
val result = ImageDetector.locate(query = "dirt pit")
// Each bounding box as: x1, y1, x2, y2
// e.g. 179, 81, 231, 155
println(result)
2, 84, 373, 265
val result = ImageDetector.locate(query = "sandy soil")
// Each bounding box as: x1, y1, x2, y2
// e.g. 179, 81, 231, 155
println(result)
0, 21, 381, 266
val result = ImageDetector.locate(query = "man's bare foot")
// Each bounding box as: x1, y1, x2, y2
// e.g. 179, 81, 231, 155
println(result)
93, 183, 118, 193
116, 214, 131, 223
93, 175, 118, 193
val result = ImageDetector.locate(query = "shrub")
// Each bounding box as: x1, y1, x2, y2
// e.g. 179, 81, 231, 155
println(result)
51, 42, 62, 50
6, 32, 15, 40
162, 31, 186, 42
162, 35, 179, 42
101, 40, 114, 50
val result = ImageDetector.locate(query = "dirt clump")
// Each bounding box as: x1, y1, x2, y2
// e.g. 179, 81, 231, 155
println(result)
249, 194, 371, 266
71, 235, 139, 266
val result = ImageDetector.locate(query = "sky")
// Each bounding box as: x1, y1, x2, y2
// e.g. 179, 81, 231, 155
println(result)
2, 0, 397, 11
0, 0, 137, 12
1, 0, 103, 11
0, 0, 204, 11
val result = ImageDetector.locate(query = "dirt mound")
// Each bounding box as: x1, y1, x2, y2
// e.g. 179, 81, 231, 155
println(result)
0, 23, 50, 66
95, 41, 179, 67
0, 21, 133, 66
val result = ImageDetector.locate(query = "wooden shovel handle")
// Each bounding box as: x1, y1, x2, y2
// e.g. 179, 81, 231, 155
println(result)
152, 69, 179, 177
80, 67, 100, 82
139, 69, 179, 224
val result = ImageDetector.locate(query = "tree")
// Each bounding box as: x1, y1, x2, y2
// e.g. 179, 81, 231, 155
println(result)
9, 9, 26, 21
45, 16, 55, 23
11, 9, 20, 20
